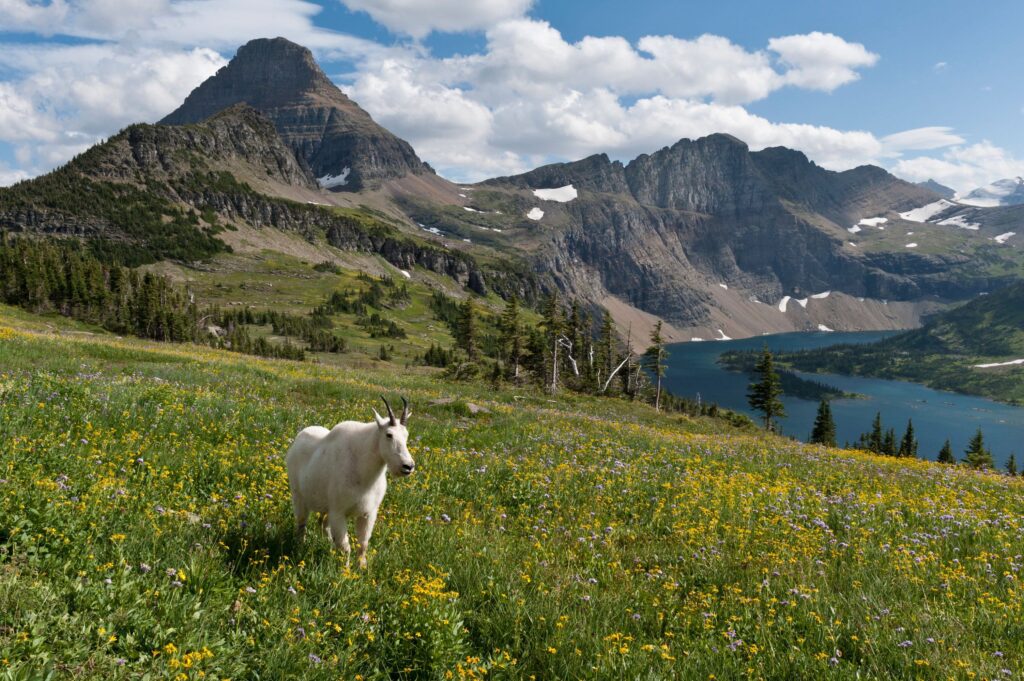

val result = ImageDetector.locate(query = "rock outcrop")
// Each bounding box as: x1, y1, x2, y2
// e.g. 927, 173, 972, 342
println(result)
92, 104, 317, 189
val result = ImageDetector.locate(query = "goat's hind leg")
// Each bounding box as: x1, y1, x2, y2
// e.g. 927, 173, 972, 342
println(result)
292, 496, 309, 542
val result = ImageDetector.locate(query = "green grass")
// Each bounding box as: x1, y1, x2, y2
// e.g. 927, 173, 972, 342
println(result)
155, 249, 539, 367
1, 314, 1023, 679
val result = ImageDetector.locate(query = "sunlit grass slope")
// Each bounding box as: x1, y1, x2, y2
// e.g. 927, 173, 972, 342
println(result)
1, 314, 1023, 679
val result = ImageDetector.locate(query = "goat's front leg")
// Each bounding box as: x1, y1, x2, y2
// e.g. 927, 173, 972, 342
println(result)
328, 513, 351, 567
355, 511, 377, 570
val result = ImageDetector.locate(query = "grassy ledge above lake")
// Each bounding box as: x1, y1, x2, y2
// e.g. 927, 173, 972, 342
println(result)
2, 311, 1024, 679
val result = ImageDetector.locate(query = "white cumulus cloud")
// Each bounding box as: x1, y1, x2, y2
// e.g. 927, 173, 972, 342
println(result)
769, 31, 878, 91
0, 42, 225, 175
338, 0, 533, 39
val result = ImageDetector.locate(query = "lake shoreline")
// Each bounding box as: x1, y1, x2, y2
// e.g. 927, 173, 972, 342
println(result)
787, 365, 1024, 408
664, 331, 1024, 467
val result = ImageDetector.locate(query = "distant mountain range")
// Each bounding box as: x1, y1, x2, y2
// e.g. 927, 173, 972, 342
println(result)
959, 177, 1024, 208
1, 37, 1022, 342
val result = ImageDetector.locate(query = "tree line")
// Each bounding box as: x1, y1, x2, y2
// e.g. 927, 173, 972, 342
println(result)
0, 235, 305, 360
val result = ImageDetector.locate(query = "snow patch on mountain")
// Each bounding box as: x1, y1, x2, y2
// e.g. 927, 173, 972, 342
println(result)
532, 184, 577, 202
317, 167, 350, 188
526, 207, 544, 220
960, 177, 1024, 207
900, 199, 957, 222
936, 215, 980, 231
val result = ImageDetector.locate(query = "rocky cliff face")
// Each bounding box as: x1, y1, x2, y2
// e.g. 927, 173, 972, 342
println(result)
160, 37, 429, 191
483, 133, 1016, 333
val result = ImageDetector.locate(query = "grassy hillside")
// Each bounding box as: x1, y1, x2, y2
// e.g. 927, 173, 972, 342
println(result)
2, 310, 1023, 678
779, 283, 1024, 404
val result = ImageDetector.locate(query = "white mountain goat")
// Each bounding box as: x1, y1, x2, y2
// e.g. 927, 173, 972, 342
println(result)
286, 396, 414, 568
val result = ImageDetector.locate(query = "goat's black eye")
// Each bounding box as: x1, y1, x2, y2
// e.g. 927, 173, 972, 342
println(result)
386, 432, 394, 439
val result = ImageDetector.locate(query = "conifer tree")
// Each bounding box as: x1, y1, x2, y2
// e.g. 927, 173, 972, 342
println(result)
541, 292, 563, 393
498, 297, 524, 380
1006, 453, 1018, 476
456, 297, 479, 360
644, 320, 668, 411
747, 346, 786, 432
963, 428, 994, 469
568, 300, 584, 363
809, 398, 837, 447
868, 412, 884, 454
937, 439, 956, 464
596, 308, 616, 391
897, 419, 918, 458
882, 428, 897, 457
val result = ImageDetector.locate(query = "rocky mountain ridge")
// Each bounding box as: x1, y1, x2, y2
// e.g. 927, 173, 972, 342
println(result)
478, 133, 1019, 336
0, 106, 540, 301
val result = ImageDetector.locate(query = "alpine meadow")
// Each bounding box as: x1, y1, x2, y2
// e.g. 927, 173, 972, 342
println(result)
2, 1, 1024, 679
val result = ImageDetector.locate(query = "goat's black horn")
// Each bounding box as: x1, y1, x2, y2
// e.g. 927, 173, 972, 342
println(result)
381, 395, 396, 425
400, 396, 410, 425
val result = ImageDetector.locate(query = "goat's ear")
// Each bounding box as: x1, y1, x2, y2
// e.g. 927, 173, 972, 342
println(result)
372, 408, 388, 428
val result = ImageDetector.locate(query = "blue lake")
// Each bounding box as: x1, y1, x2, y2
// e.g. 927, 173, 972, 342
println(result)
662, 331, 1024, 467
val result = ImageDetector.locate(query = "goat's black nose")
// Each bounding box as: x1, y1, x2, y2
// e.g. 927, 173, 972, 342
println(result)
402, 463, 415, 474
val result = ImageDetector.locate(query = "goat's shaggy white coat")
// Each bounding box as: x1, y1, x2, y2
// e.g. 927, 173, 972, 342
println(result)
286, 399, 414, 568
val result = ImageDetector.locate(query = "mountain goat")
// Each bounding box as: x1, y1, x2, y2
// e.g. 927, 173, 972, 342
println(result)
286, 396, 414, 568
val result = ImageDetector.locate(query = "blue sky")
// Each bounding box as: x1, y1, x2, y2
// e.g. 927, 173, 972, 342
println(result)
0, 0, 1021, 191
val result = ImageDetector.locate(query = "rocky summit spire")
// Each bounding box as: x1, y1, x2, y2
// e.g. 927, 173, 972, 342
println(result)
160, 37, 429, 191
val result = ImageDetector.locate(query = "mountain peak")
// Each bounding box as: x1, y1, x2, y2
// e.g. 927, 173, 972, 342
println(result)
160, 37, 428, 190
232, 37, 335, 96
915, 178, 955, 199
161, 37, 339, 120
